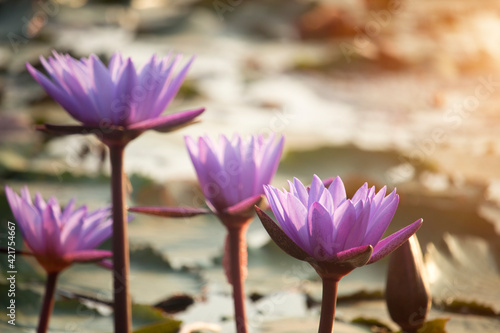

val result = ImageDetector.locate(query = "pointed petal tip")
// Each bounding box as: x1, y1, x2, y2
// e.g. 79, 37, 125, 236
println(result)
66, 250, 113, 263
97, 259, 113, 270
25, 62, 35, 71
255, 206, 310, 262
130, 107, 205, 132
224, 195, 262, 217
368, 218, 423, 265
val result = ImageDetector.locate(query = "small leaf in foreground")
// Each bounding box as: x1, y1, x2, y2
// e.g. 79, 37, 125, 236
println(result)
416, 318, 449, 333
133, 319, 182, 333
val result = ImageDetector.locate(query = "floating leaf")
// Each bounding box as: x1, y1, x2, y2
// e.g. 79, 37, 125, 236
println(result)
133, 318, 182, 333
132, 304, 166, 324
351, 316, 393, 331
130, 245, 173, 271
441, 300, 496, 317
416, 318, 449, 333
425, 234, 500, 315
153, 294, 195, 314
338, 290, 384, 303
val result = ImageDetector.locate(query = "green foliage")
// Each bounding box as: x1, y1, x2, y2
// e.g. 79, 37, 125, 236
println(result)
133, 318, 182, 333
178, 80, 201, 99
416, 318, 450, 333
132, 304, 166, 324
1, 167, 110, 183
441, 300, 497, 316
0, 282, 41, 315
130, 245, 173, 271
338, 290, 384, 303
351, 316, 393, 331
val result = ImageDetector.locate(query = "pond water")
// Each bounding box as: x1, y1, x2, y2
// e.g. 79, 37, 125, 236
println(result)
1, 0, 500, 332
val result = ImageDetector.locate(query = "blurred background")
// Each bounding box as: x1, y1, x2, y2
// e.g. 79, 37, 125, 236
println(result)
0, 0, 499, 332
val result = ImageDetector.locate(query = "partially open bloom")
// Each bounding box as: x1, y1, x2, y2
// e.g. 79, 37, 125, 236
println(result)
5, 186, 113, 273
181, 134, 284, 333
257, 175, 423, 278
185, 134, 284, 215
26, 51, 204, 137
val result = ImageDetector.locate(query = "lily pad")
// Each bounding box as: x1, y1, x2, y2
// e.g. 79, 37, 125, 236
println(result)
425, 234, 500, 315
351, 316, 393, 331
133, 319, 182, 333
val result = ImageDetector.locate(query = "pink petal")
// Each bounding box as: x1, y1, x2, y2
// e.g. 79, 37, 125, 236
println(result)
308, 202, 334, 259
351, 183, 369, 203
26, 63, 86, 122
80, 226, 113, 250
328, 176, 347, 208
240, 136, 257, 198
332, 244, 373, 266
199, 137, 228, 210
185, 136, 209, 192
42, 205, 63, 257
369, 186, 387, 219
283, 194, 310, 252
89, 54, 114, 120
316, 188, 334, 213
367, 218, 423, 264
332, 200, 356, 251
112, 58, 137, 125
135, 54, 165, 121
343, 200, 371, 249
290, 178, 308, 206
264, 185, 286, 224
97, 259, 113, 270
10, 191, 45, 254
220, 135, 241, 203
364, 192, 399, 246
60, 212, 84, 253
108, 53, 124, 80
224, 195, 262, 216
128, 108, 204, 132
152, 56, 194, 117
255, 207, 310, 262
61, 198, 76, 221
308, 175, 325, 207
256, 135, 284, 193
66, 250, 113, 263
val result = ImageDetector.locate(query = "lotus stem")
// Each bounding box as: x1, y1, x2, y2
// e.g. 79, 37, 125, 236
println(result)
227, 225, 248, 333
109, 144, 132, 333
318, 278, 339, 333
37, 272, 59, 333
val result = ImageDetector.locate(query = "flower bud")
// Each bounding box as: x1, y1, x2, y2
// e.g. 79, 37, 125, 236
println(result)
386, 235, 431, 333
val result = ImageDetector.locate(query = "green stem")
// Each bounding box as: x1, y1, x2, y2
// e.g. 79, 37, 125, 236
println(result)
37, 272, 59, 333
318, 278, 339, 333
109, 144, 132, 333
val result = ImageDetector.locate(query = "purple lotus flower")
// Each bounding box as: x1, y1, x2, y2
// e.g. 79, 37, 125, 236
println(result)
258, 175, 422, 276
5, 186, 113, 273
185, 134, 284, 215
257, 175, 422, 332
183, 134, 284, 333
26, 50, 205, 333
26, 51, 204, 134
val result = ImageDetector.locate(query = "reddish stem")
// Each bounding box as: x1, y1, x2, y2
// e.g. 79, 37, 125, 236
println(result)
318, 278, 339, 333
109, 144, 132, 333
227, 225, 248, 333
37, 272, 59, 333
